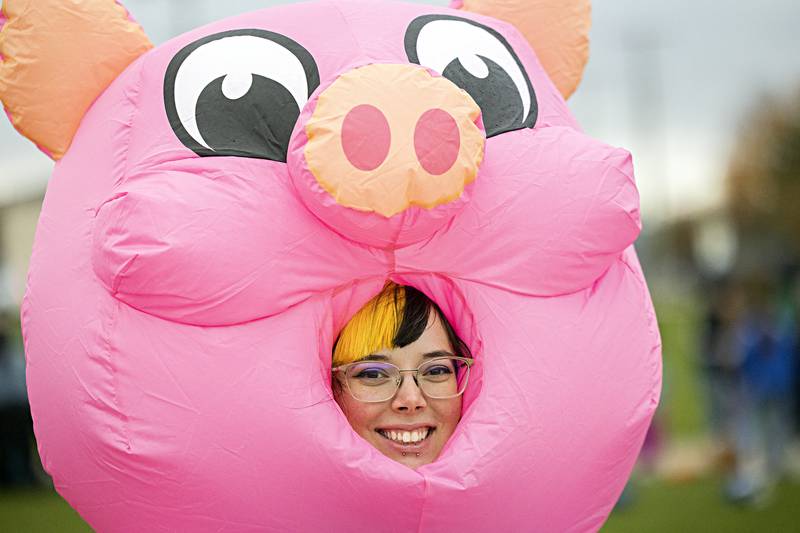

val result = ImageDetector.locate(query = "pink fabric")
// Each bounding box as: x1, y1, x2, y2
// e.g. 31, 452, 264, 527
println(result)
19, 1, 661, 531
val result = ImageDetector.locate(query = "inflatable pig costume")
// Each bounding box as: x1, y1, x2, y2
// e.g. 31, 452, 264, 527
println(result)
0, 0, 661, 531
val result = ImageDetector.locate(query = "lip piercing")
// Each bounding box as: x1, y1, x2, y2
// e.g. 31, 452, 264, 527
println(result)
402, 453, 421, 457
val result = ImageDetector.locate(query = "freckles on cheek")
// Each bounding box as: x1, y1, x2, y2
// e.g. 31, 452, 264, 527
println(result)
335, 392, 376, 435
444, 398, 463, 423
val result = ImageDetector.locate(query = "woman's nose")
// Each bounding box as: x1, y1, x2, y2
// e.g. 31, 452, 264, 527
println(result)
302, 63, 484, 218
392, 374, 427, 412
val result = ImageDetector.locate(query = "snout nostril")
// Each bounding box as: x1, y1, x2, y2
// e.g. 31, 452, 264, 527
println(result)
341, 104, 391, 171
414, 109, 460, 176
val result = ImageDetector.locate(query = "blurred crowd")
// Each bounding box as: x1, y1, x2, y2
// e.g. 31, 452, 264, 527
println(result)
701, 268, 799, 503
698, 87, 800, 504
615, 87, 800, 511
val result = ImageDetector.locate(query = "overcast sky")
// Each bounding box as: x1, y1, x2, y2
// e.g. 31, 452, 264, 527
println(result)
2, 0, 799, 224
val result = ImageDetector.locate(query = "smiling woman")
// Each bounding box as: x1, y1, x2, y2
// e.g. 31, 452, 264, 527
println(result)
332, 281, 473, 469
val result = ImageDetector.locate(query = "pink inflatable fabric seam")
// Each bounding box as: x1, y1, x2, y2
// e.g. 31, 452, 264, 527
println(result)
118, 57, 149, 185
619, 250, 664, 404
106, 299, 132, 454
415, 473, 432, 533
329, 0, 371, 58
619, 251, 661, 345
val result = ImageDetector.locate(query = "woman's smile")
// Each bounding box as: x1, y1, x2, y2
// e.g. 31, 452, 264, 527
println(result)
376, 425, 434, 444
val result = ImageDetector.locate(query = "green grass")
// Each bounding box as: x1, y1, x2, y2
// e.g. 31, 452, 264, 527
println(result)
652, 291, 706, 437
0, 487, 91, 533
604, 478, 800, 533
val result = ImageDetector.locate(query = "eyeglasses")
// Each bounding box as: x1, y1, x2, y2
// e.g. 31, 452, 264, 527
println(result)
332, 356, 474, 403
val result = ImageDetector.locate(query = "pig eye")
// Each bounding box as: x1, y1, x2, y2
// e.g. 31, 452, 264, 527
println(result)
405, 15, 537, 137
164, 29, 320, 162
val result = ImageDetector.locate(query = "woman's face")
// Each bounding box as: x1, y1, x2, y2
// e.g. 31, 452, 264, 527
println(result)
333, 312, 463, 469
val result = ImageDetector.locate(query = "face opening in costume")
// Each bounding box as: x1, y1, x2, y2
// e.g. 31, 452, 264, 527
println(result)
332, 282, 473, 469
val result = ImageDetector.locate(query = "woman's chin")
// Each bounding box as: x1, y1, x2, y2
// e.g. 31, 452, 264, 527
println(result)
378, 445, 433, 469
370, 430, 440, 469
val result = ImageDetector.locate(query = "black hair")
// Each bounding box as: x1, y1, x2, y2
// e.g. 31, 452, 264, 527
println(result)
392, 285, 471, 358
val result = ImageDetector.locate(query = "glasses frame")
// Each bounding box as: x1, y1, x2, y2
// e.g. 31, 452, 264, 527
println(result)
332, 356, 475, 403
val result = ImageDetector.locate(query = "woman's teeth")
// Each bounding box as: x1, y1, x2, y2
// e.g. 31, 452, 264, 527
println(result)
378, 428, 431, 444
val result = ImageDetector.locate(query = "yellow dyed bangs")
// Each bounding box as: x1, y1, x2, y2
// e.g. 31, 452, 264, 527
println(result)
333, 282, 405, 366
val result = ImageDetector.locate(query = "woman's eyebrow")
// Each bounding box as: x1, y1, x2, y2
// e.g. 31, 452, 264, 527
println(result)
362, 354, 390, 361
360, 350, 454, 361
423, 350, 455, 358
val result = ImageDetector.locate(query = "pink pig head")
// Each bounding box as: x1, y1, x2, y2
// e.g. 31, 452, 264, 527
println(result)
0, 0, 659, 532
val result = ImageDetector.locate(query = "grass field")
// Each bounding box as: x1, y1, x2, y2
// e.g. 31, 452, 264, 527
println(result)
1, 487, 91, 533
605, 478, 800, 532
651, 287, 706, 438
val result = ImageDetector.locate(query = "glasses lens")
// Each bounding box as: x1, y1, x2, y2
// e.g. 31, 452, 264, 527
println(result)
418, 357, 470, 399
345, 361, 399, 402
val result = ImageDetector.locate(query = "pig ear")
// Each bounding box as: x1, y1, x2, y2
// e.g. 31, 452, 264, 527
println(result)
451, 0, 591, 100
0, 0, 153, 160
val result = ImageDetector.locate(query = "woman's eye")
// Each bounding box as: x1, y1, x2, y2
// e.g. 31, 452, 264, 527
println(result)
354, 367, 392, 380
405, 15, 537, 138
423, 365, 454, 377
164, 29, 320, 162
